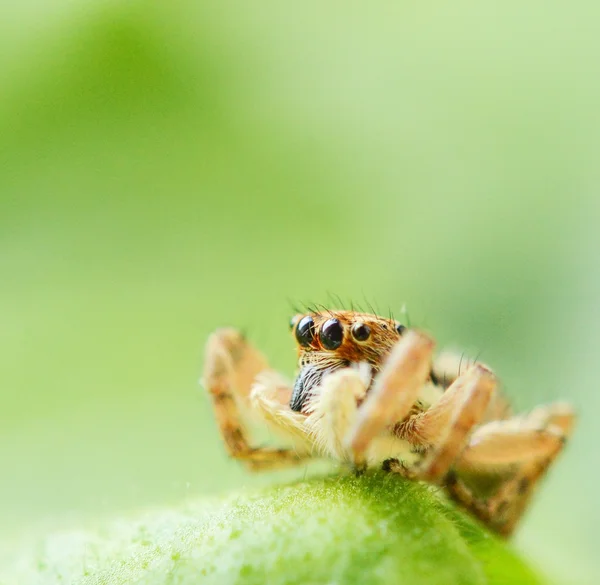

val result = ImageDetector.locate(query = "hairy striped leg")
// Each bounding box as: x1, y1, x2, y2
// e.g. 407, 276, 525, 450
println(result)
445, 403, 576, 536
386, 365, 497, 481
202, 328, 311, 471
345, 331, 435, 469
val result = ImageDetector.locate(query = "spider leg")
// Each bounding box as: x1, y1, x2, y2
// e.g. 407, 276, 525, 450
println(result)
202, 328, 311, 471
431, 350, 480, 387
432, 351, 511, 419
345, 331, 435, 469
250, 370, 313, 452
399, 365, 497, 482
446, 403, 575, 536
522, 401, 575, 435
303, 365, 369, 462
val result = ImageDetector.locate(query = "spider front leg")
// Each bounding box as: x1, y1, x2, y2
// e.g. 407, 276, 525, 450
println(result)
447, 403, 576, 536
202, 328, 310, 471
398, 364, 497, 482
303, 365, 370, 462
345, 331, 435, 469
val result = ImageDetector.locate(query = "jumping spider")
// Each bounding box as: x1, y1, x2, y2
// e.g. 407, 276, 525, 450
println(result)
202, 310, 575, 536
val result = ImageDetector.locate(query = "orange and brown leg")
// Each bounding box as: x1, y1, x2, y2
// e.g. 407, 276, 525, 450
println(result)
446, 403, 576, 536
345, 331, 435, 469
202, 328, 311, 471
390, 364, 497, 481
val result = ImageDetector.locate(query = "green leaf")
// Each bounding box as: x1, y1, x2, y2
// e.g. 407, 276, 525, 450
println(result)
4, 472, 547, 585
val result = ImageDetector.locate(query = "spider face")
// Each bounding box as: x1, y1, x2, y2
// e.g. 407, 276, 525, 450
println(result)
289, 311, 406, 412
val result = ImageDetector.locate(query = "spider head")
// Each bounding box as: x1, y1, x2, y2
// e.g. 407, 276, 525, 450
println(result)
288, 310, 406, 412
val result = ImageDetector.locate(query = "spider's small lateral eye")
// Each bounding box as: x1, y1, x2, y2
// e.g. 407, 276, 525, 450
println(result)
395, 323, 407, 335
320, 318, 344, 350
295, 316, 316, 347
351, 322, 371, 342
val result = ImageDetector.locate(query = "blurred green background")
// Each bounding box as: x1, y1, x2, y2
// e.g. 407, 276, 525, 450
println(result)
1, 2, 599, 583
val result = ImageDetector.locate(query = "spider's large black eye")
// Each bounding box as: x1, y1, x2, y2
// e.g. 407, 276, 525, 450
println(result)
320, 318, 344, 350
395, 323, 406, 335
295, 316, 315, 347
351, 322, 371, 342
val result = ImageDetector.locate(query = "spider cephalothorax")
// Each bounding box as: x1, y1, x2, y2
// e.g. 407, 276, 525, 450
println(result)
202, 309, 575, 537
